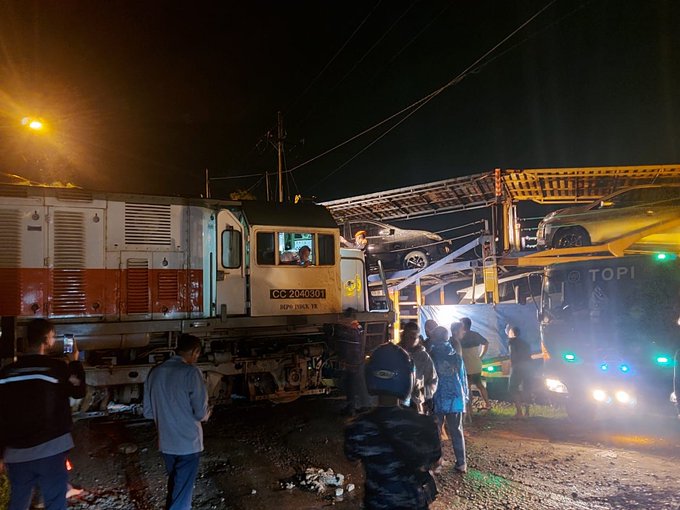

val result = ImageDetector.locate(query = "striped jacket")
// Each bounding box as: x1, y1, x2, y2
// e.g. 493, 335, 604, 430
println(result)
0, 355, 85, 455
345, 406, 441, 509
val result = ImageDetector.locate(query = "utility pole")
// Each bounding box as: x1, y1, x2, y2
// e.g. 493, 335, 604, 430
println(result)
277, 111, 285, 203
205, 168, 210, 198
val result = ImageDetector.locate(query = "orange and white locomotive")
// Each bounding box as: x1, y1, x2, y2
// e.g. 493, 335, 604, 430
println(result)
0, 184, 390, 412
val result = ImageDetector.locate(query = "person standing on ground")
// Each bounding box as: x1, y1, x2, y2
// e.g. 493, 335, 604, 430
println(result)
506, 325, 533, 418
0, 318, 85, 510
429, 326, 468, 473
399, 322, 438, 414
421, 319, 439, 353
144, 334, 210, 510
345, 342, 441, 509
460, 317, 491, 410
331, 309, 372, 415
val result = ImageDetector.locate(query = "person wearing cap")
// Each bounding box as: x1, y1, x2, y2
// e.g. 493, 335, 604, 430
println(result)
353, 230, 368, 251
345, 342, 441, 509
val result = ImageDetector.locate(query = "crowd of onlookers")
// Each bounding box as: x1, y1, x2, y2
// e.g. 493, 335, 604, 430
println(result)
0, 315, 535, 510
343, 315, 535, 509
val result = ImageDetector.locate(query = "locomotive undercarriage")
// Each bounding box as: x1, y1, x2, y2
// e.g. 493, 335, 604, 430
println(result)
55, 316, 351, 418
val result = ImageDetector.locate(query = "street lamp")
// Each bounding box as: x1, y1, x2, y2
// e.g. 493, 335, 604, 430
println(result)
21, 117, 45, 131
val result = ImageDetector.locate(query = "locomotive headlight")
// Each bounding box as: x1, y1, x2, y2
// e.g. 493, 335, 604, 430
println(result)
671, 391, 677, 404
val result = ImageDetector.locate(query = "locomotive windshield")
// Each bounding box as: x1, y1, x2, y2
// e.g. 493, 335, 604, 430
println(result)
256, 231, 336, 266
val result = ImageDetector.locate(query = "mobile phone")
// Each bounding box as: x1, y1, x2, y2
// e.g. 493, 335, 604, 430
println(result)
63, 334, 74, 354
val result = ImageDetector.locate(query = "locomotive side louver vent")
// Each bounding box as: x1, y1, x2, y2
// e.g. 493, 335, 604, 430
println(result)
52, 210, 87, 316
125, 203, 172, 245
55, 188, 93, 202
0, 209, 22, 315
126, 258, 150, 314
0, 185, 29, 198
158, 271, 179, 302
0, 209, 21, 268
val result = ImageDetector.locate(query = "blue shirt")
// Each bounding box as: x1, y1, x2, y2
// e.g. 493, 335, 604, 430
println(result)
430, 342, 469, 414
143, 356, 209, 455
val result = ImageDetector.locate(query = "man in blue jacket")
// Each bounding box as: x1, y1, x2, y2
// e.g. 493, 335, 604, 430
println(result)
429, 325, 468, 473
0, 318, 85, 510
144, 334, 210, 510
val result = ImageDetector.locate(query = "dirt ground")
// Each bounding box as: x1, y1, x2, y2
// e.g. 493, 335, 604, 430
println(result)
3, 396, 680, 510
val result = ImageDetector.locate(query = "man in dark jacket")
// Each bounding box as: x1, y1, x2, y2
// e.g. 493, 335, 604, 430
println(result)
345, 342, 441, 510
398, 322, 437, 414
0, 318, 85, 510
331, 310, 372, 415
506, 325, 533, 418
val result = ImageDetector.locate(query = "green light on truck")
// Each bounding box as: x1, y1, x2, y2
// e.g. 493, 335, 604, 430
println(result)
654, 252, 677, 262
655, 355, 671, 366
562, 352, 577, 362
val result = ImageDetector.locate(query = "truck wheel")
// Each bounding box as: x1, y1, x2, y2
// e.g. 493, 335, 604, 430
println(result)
403, 250, 429, 270
552, 227, 591, 249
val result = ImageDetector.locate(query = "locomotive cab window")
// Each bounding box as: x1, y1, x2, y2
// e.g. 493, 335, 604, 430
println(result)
257, 232, 276, 265
317, 234, 335, 265
221, 229, 242, 268
279, 232, 315, 266
257, 231, 336, 266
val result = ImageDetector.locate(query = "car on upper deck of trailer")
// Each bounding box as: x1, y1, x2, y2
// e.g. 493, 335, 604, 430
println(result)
537, 184, 680, 251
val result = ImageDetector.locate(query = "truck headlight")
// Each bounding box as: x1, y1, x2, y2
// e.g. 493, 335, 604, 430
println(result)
614, 390, 633, 405
592, 389, 608, 402
545, 378, 568, 394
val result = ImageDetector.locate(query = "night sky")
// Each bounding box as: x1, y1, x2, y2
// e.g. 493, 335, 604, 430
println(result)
1, 0, 679, 202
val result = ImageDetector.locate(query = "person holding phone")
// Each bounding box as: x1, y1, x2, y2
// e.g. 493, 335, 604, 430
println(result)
0, 319, 85, 510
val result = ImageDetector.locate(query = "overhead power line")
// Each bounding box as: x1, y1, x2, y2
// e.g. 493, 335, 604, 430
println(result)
213, 0, 566, 186
285, 0, 382, 116
308, 0, 558, 187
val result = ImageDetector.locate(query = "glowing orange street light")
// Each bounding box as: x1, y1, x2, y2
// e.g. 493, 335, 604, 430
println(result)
21, 116, 45, 131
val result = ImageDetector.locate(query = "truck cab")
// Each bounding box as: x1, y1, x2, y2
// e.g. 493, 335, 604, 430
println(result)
540, 256, 680, 417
